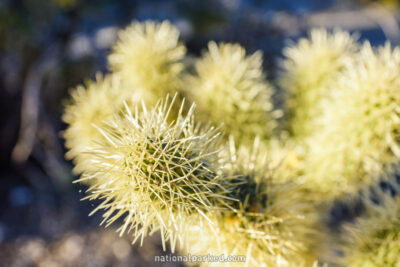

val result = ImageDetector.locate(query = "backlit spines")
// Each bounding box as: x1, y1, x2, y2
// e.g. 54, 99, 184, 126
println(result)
305, 42, 400, 197
182, 141, 318, 266
62, 73, 140, 174
187, 41, 278, 145
339, 174, 400, 266
109, 20, 186, 106
280, 28, 358, 139
78, 96, 238, 251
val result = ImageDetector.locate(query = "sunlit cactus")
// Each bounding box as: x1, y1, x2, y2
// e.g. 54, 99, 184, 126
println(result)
305, 42, 400, 197
187, 41, 278, 145
280, 28, 358, 139
182, 140, 318, 266
267, 137, 307, 182
109, 20, 186, 106
338, 170, 400, 266
63, 73, 140, 174
77, 96, 240, 251
62, 19, 400, 266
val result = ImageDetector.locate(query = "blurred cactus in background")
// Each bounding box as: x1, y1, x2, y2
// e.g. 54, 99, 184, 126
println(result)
108, 21, 186, 107
304, 42, 400, 198
337, 168, 400, 266
187, 42, 279, 146
63, 73, 140, 175
280, 28, 358, 141
182, 140, 318, 266
63, 20, 400, 266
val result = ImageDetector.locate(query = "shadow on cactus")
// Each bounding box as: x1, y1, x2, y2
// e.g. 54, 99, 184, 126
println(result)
336, 168, 400, 266
183, 140, 318, 266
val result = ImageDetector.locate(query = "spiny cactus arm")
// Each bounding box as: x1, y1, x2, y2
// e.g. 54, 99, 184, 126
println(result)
304, 42, 400, 198
62, 73, 141, 175
75, 96, 240, 251
339, 170, 400, 266
187, 41, 279, 146
280, 28, 358, 139
181, 139, 319, 266
108, 20, 186, 105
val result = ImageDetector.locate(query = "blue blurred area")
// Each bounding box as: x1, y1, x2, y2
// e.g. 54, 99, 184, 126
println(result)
245, 0, 335, 12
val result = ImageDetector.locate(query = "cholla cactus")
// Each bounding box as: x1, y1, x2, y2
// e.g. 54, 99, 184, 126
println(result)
63, 73, 140, 174
77, 96, 240, 251
305, 42, 400, 197
267, 138, 307, 182
64, 20, 400, 267
339, 171, 400, 266
187, 42, 278, 145
182, 140, 318, 266
280, 29, 358, 139
109, 20, 186, 106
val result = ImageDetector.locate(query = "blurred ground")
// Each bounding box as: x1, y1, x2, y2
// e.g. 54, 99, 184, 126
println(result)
1, 0, 400, 266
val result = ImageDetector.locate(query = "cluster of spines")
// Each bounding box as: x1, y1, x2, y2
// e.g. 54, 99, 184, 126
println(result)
337, 169, 400, 266
77, 96, 240, 251
304, 42, 400, 198
108, 20, 186, 106
64, 21, 187, 175
280, 28, 358, 140
187, 41, 279, 146
182, 140, 318, 267
63, 73, 140, 174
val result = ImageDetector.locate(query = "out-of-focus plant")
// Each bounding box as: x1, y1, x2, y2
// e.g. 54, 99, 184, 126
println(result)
280, 29, 358, 140
187, 42, 279, 146
182, 139, 318, 267
304, 42, 400, 198
109, 21, 186, 107
338, 169, 400, 266
63, 73, 140, 175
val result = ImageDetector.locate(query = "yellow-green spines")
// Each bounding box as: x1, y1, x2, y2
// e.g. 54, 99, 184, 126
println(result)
345, 232, 400, 267
63, 73, 140, 174
305, 42, 400, 196
182, 142, 318, 266
340, 177, 400, 266
187, 41, 277, 145
78, 96, 238, 251
109, 20, 186, 105
281, 28, 358, 139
